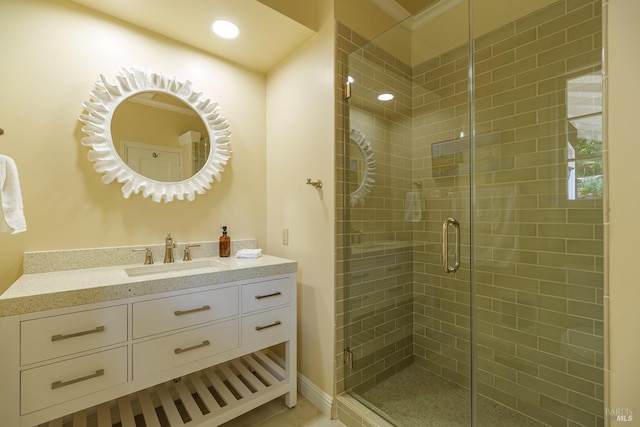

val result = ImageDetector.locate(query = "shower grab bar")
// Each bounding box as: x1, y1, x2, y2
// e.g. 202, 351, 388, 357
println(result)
442, 218, 460, 274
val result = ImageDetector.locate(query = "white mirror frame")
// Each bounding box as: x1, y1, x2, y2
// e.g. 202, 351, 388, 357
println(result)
349, 128, 375, 207
79, 67, 231, 202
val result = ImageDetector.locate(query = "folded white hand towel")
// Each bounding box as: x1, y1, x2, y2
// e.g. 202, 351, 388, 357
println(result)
404, 191, 422, 222
236, 248, 262, 259
0, 155, 26, 234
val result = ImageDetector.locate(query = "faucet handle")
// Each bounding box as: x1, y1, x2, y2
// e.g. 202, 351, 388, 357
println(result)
183, 244, 201, 261
133, 247, 154, 265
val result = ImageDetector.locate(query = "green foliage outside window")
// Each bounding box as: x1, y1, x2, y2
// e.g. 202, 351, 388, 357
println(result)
575, 137, 603, 198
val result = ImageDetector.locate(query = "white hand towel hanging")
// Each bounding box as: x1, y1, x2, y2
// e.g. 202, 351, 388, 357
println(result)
0, 155, 26, 234
404, 191, 422, 222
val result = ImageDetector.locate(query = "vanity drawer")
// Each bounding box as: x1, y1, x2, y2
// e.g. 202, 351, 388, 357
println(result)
241, 278, 291, 314
21, 346, 128, 415
241, 306, 290, 346
133, 319, 239, 379
20, 305, 128, 366
133, 286, 238, 338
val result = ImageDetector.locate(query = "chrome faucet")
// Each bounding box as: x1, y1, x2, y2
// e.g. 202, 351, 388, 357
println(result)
164, 233, 176, 263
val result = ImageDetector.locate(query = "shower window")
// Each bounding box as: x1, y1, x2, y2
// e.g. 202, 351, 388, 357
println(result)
567, 71, 603, 200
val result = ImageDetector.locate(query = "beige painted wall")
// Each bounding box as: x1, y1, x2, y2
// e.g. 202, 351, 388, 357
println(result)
265, 0, 336, 396
0, 0, 267, 291
607, 0, 640, 417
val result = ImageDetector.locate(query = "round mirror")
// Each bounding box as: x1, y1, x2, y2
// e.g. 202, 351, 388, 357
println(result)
79, 67, 231, 202
111, 92, 210, 183
348, 128, 375, 207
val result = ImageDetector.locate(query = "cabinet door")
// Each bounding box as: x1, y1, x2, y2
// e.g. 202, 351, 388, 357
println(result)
133, 286, 238, 338
21, 305, 128, 365
21, 346, 128, 415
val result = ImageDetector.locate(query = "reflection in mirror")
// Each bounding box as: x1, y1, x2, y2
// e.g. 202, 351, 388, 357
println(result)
348, 129, 375, 207
112, 92, 209, 182
79, 67, 231, 202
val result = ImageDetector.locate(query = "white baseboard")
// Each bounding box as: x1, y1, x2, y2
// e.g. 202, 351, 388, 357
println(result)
297, 373, 333, 418
265, 350, 334, 418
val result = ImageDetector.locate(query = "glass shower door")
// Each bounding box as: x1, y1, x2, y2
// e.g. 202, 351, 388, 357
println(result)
339, 0, 604, 426
341, 1, 473, 425
470, 1, 604, 426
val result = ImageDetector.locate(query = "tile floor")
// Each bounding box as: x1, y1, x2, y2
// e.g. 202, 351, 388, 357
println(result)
220, 394, 345, 427
357, 364, 546, 427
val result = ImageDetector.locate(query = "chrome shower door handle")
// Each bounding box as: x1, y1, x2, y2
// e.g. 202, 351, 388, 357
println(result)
442, 217, 460, 273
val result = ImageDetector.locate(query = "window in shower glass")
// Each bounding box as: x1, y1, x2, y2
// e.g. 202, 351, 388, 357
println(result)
567, 71, 603, 200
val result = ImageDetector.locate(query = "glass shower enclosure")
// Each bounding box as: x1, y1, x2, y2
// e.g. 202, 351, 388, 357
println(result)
339, 0, 604, 425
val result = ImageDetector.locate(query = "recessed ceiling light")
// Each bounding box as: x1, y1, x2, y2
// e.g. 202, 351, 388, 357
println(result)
377, 93, 394, 101
212, 20, 240, 39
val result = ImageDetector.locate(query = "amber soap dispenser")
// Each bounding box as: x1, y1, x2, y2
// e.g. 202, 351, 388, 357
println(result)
219, 226, 231, 257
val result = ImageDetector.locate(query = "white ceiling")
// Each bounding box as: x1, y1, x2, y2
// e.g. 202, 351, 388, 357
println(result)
68, 0, 555, 73
69, 0, 317, 73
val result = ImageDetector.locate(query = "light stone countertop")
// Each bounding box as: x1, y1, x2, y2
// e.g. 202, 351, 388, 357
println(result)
0, 255, 297, 317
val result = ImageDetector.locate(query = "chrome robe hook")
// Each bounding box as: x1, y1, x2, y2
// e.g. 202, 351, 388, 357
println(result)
306, 178, 323, 190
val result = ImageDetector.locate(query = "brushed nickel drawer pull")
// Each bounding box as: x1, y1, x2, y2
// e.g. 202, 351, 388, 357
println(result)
51, 326, 105, 342
174, 340, 210, 354
51, 369, 104, 389
174, 305, 210, 316
255, 291, 282, 300
255, 320, 282, 331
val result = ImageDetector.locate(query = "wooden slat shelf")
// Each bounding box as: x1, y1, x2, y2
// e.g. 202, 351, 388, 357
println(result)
38, 351, 288, 427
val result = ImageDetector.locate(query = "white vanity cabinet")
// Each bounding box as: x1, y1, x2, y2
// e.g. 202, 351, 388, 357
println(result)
0, 260, 297, 427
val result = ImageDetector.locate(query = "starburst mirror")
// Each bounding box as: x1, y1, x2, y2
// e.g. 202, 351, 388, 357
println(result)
348, 128, 375, 207
79, 67, 231, 202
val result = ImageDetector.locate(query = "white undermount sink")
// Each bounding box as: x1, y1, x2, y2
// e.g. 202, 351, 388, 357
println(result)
124, 259, 222, 277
